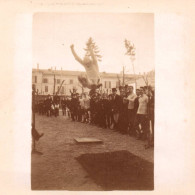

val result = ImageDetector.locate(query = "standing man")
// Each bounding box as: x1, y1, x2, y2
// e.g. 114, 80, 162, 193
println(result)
80, 94, 85, 122
136, 88, 149, 140
118, 86, 129, 134
90, 91, 98, 124
61, 97, 67, 116
54, 102, 60, 117
133, 89, 140, 136
145, 88, 155, 148
45, 95, 52, 117
125, 86, 137, 135
83, 93, 91, 123
70, 93, 79, 121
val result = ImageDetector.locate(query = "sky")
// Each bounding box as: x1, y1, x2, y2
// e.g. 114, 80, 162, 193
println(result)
33, 13, 154, 74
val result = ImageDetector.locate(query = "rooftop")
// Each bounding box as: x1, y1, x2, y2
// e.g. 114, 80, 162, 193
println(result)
32, 68, 142, 78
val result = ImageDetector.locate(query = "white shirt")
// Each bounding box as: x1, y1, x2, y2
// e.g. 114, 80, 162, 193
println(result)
137, 94, 148, 115
80, 98, 85, 109
55, 104, 59, 109
127, 93, 137, 109
84, 97, 90, 109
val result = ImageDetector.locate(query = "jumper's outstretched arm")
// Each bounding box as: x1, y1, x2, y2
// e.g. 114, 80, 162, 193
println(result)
70, 45, 84, 66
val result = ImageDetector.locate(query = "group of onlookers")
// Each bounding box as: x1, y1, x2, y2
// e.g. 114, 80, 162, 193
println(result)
35, 95, 60, 117
35, 85, 154, 149
68, 85, 154, 149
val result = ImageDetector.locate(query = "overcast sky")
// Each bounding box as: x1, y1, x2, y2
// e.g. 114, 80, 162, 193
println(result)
33, 13, 154, 74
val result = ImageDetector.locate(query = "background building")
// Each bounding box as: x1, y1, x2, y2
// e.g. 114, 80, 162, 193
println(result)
134, 70, 155, 89
32, 67, 154, 96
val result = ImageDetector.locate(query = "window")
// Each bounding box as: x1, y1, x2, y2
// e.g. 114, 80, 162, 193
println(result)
70, 79, 73, 84
109, 81, 111, 88
104, 81, 111, 89
35, 76, 37, 83
57, 79, 61, 84
61, 86, 64, 94
45, 86, 48, 92
43, 78, 48, 83
116, 81, 120, 88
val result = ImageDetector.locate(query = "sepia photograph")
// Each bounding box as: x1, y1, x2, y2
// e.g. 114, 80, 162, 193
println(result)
0, 0, 194, 194
31, 13, 155, 191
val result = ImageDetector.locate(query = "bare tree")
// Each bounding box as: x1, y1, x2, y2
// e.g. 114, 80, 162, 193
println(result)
124, 39, 137, 86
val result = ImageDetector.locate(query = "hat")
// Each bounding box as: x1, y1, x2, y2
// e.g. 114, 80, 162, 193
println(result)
112, 88, 117, 92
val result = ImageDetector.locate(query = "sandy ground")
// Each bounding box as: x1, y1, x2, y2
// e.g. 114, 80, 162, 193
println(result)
31, 112, 153, 190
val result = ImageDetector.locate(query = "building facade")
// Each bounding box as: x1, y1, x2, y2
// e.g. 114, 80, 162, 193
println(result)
135, 70, 155, 89
32, 68, 154, 96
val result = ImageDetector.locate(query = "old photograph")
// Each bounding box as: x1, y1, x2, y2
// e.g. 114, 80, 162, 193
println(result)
31, 13, 155, 190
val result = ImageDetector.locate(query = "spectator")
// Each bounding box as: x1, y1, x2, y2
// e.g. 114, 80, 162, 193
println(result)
34, 85, 155, 150
83, 93, 90, 123
61, 97, 67, 116
145, 89, 154, 149
136, 88, 149, 140
54, 102, 60, 117
70, 93, 79, 121
126, 86, 137, 135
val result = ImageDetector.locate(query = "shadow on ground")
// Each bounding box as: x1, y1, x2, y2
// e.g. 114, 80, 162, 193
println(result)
76, 150, 154, 191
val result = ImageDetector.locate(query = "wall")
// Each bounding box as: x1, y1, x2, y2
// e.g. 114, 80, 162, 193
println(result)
32, 69, 151, 95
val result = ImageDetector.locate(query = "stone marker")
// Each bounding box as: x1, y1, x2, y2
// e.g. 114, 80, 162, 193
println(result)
74, 137, 103, 144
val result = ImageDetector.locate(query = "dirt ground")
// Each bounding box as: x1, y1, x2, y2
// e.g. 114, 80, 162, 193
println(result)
31, 112, 153, 190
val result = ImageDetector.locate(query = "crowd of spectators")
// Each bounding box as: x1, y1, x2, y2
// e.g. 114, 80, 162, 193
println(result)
35, 85, 154, 149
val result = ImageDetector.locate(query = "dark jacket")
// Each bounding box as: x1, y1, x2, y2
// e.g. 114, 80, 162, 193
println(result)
111, 94, 121, 113
148, 95, 154, 119
61, 100, 67, 108
70, 98, 79, 111
134, 96, 139, 114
